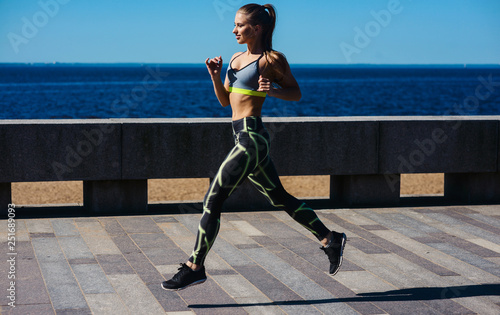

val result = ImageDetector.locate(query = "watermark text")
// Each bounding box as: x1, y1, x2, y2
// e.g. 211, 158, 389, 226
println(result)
6, 204, 17, 308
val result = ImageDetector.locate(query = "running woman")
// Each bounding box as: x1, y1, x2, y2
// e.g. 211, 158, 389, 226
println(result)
162, 3, 347, 291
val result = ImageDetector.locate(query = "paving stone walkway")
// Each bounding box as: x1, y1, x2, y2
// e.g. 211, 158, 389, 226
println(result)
1, 205, 500, 314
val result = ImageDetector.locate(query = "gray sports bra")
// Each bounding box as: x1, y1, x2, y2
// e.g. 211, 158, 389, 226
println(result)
227, 52, 266, 97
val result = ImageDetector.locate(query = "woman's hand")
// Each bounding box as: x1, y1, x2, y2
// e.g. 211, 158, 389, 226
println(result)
257, 75, 275, 97
205, 56, 223, 79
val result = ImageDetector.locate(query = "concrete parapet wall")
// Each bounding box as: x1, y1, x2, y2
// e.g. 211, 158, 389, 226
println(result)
1, 116, 499, 213
122, 120, 234, 179
379, 120, 498, 174
0, 120, 121, 182
122, 118, 380, 178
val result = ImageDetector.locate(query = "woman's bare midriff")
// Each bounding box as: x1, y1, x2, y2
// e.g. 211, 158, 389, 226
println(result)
230, 93, 266, 121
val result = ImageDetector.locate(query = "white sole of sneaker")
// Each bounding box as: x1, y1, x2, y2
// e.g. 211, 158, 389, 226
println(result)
161, 278, 207, 291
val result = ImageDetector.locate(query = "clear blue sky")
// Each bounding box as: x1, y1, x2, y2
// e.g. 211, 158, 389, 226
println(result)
1, 0, 499, 64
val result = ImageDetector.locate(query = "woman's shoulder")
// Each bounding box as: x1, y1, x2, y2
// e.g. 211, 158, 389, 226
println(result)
230, 51, 244, 60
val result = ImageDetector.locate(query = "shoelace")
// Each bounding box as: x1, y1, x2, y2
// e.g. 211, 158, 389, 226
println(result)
171, 264, 191, 282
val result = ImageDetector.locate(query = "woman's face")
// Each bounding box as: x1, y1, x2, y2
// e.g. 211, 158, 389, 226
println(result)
233, 12, 260, 45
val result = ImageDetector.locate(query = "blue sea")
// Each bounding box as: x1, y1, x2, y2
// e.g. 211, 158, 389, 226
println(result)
1, 64, 499, 119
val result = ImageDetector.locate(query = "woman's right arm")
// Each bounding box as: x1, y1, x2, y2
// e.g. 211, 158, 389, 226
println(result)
205, 56, 230, 107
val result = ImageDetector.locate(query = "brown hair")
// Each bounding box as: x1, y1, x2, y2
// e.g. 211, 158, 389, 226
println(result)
238, 3, 276, 51
238, 4, 286, 82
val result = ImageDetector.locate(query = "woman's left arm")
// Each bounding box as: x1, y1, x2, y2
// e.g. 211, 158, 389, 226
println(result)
257, 54, 302, 101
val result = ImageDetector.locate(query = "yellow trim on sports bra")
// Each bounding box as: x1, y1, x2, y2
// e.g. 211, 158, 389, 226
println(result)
229, 86, 267, 98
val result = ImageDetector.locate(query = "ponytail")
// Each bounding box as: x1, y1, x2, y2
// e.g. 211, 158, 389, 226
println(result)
261, 4, 276, 51
238, 4, 284, 82
238, 3, 276, 52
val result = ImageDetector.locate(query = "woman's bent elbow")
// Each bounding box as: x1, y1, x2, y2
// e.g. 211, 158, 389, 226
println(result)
295, 91, 302, 102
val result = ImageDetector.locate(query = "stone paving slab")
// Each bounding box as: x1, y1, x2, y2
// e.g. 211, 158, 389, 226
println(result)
1, 205, 500, 314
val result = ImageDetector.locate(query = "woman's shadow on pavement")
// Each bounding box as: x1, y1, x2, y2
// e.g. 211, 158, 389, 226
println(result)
188, 284, 500, 308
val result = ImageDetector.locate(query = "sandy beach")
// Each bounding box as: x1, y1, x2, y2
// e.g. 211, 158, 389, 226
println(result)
11, 173, 444, 205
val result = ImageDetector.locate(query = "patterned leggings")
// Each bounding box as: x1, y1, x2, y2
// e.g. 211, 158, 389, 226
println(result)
189, 116, 330, 265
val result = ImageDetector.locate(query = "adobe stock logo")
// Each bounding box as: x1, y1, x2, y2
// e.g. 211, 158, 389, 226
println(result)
340, 0, 408, 63
213, 0, 243, 21
7, 0, 71, 54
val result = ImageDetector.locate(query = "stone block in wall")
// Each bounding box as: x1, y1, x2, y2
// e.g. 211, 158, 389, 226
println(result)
0, 121, 121, 182
1, 183, 12, 216
121, 119, 233, 179
498, 121, 500, 172
445, 172, 500, 204
379, 120, 498, 174
266, 119, 379, 176
330, 174, 400, 207
83, 180, 147, 214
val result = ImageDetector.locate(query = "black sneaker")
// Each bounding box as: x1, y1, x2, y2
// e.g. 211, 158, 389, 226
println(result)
321, 232, 347, 275
161, 263, 207, 291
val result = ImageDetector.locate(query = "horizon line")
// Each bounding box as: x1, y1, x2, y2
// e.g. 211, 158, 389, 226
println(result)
1, 62, 500, 67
